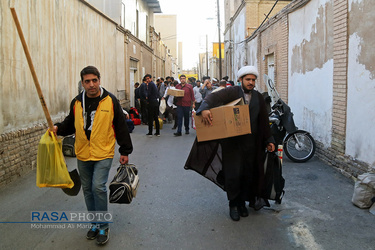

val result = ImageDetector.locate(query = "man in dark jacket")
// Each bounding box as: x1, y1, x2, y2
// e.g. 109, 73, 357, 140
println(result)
139, 80, 148, 125
134, 82, 141, 112
190, 65, 275, 221
139, 74, 160, 136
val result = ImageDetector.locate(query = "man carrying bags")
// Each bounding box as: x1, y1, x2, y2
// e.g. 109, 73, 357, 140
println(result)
53, 66, 133, 245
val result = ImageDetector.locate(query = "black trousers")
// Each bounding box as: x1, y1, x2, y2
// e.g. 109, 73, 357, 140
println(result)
140, 99, 148, 124
147, 101, 160, 134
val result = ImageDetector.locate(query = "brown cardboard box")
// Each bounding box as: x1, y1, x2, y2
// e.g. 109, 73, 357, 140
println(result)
167, 88, 185, 97
194, 98, 251, 142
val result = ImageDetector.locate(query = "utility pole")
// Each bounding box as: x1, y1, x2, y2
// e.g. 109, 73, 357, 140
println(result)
217, 0, 222, 80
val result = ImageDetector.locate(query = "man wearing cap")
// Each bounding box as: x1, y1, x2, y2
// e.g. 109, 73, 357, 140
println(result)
192, 65, 275, 221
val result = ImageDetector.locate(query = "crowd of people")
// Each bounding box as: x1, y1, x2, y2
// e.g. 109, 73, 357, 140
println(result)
134, 68, 276, 222
133, 74, 235, 137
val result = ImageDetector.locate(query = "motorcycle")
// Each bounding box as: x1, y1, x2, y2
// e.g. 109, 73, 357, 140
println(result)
263, 75, 316, 163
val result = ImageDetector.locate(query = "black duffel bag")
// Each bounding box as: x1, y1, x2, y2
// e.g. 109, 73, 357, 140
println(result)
109, 164, 139, 204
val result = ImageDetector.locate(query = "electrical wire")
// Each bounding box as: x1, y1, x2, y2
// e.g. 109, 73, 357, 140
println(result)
226, 0, 280, 46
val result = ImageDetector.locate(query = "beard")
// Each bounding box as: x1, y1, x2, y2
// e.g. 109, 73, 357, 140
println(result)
242, 84, 253, 93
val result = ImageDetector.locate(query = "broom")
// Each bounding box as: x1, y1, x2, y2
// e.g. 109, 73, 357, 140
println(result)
10, 7, 73, 188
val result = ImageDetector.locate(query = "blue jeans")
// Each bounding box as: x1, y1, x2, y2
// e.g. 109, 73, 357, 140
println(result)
77, 158, 113, 229
177, 106, 190, 133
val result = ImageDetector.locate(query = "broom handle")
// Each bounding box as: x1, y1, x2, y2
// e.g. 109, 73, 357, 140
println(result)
10, 8, 54, 131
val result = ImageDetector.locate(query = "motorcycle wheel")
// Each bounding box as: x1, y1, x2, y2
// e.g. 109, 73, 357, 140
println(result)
283, 131, 316, 163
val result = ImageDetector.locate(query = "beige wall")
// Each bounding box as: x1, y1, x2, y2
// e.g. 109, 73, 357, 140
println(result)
154, 15, 177, 61
0, 0, 126, 134
245, 0, 291, 36
224, 0, 243, 29
142, 47, 153, 78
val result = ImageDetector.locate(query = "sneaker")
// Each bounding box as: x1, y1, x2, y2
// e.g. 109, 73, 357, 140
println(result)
174, 132, 182, 136
86, 226, 99, 240
154, 133, 160, 137
146, 133, 152, 137
185, 131, 190, 134
96, 228, 109, 245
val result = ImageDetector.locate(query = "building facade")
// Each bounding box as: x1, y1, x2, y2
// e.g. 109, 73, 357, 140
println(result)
154, 14, 179, 78
0, 0, 176, 186
223, 0, 292, 80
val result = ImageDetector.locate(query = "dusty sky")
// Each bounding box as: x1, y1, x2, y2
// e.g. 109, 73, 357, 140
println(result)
158, 0, 225, 70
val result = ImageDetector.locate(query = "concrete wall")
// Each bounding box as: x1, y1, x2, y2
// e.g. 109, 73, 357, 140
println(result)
288, 0, 334, 148
224, 0, 242, 28
346, 0, 375, 165
154, 15, 177, 63
119, 0, 154, 43
232, 6, 247, 78
87, 0, 122, 23
0, 0, 126, 135
125, 31, 144, 98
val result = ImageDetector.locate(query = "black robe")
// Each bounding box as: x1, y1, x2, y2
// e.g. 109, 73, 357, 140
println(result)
184, 86, 274, 206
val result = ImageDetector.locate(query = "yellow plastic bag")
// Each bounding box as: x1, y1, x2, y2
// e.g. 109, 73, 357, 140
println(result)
36, 130, 74, 188
153, 117, 163, 129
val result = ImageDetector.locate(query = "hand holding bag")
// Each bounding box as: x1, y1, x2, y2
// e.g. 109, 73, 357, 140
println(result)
263, 152, 285, 204
159, 99, 166, 114
109, 164, 139, 204
37, 131, 74, 188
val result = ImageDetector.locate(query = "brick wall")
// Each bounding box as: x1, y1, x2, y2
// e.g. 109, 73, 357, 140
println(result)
317, 141, 369, 179
0, 125, 46, 187
331, 0, 348, 155
257, 15, 289, 101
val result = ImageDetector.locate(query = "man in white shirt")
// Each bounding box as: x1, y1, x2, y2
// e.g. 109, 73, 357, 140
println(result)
162, 81, 178, 128
193, 80, 203, 111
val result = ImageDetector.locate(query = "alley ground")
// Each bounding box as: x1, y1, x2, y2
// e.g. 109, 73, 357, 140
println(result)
0, 122, 374, 249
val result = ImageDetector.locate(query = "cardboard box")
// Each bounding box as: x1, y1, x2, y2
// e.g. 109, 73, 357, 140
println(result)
167, 88, 185, 97
194, 98, 251, 142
